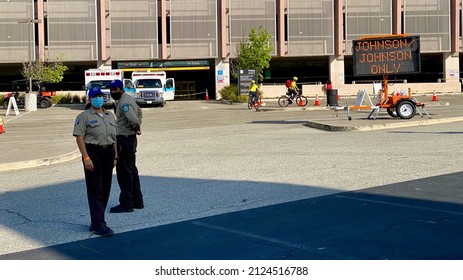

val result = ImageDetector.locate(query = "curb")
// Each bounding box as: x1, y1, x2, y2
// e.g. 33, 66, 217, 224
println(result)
0, 149, 81, 172
305, 116, 463, 132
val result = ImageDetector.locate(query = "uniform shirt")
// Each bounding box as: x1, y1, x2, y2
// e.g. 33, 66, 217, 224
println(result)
115, 93, 142, 136
249, 83, 258, 93
73, 107, 117, 145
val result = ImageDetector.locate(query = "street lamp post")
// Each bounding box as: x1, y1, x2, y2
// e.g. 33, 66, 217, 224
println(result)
18, 18, 41, 112
18, 19, 41, 94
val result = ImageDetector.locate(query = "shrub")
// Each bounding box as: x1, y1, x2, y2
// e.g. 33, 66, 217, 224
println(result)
52, 95, 63, 104
72, 94, 82, 104
219, 84, 243, 103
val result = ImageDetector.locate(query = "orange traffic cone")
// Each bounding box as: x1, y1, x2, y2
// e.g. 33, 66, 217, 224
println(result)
431, 91, 438, 101
298, 98, 304, 106
205, 89, 209, 101
314, 95, 320, 106
0, 117, 5, 134
257, 98, 261, 107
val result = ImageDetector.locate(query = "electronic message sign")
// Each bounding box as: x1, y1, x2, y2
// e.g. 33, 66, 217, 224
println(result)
353, 35, 420, 77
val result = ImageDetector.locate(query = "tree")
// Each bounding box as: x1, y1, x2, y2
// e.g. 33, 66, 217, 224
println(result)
21, 54, 68, 91
231, 26, 273, 82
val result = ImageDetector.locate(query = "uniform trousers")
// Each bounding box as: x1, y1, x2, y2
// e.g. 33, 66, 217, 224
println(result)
116, 134, 143, 208
84, 144, 115, 229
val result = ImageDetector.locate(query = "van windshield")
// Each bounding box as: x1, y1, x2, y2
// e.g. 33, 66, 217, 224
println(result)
87, 80, 112, 90
135, 79, 162, 89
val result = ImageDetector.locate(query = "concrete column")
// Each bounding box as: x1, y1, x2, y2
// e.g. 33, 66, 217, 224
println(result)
276, 0, 285, 56
392, 0, 402, 35
443, 53, 460, 85
24, 93, 37, 112
329, 56, 345, 86
37, 0, 45, 61
215, 59, 230, 100
160, 0, 168, 59
218, 0, 228, 59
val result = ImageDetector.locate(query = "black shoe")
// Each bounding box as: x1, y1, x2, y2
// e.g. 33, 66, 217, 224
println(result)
110, 205, 134, 213
89, 224, 97, 232
94, 227, 114, 237
134, 203, 144, 209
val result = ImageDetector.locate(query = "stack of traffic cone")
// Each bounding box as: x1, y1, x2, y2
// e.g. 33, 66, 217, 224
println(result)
431, 90, 438, 101
314, 95, 320, 106
205, 89, 209, 101
0, 117, 4, 134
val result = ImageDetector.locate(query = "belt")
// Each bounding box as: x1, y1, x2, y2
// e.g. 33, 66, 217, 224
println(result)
86, 143, 113, 150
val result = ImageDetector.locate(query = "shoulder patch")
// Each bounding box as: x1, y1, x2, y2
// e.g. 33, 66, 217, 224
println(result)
122, 103, 130, 113
74, 118, 80, 126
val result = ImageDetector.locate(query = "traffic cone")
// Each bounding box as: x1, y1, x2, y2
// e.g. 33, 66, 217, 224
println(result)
431, 91, 438, 101
314, 95, 320, 106
205, 89, 209, 101
257, 98, 261, 107
0, 117, 5, 134
298, 98, 304, 106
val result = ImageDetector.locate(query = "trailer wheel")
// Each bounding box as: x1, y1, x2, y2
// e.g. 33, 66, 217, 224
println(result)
396, 100, 416, 119
387, 108, 398, 117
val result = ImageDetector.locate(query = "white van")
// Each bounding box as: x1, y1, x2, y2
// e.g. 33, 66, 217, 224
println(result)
131, 71, 175, 106
84, 69, 135, 106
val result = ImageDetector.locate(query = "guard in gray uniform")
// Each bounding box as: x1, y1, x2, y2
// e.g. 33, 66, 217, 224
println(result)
73, 87, 117, 237
108, 79, 144, 213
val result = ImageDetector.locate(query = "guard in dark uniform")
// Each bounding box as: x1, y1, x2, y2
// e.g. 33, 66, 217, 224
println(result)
73, 87, 117, 237
108, 79, 144, 213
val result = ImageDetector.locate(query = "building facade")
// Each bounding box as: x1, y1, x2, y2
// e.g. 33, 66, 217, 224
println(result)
0, 0, 461, 98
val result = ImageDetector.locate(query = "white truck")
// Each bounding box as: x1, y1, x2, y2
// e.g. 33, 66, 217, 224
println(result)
131, 71, 175, 107
84, 69, 135, 107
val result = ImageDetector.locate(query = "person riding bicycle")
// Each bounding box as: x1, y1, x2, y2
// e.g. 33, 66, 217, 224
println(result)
288, 77, 300, 104
249, 80, 259, 104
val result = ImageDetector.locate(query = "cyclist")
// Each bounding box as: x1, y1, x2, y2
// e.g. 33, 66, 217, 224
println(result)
249, 80, 259, 105
288, 76, 300, 104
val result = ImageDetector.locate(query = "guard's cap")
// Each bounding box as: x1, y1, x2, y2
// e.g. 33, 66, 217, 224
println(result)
88, 87, 103, 98
109, 79, 123, 89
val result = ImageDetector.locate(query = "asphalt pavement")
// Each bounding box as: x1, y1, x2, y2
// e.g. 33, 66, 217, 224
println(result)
0, 93, 462, 260
1, 93, 462, 171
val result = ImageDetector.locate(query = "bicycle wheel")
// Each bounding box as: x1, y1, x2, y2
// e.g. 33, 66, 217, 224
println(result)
278, 96, 290, 107
247, 100, 252, 110
296, 96, 308, 107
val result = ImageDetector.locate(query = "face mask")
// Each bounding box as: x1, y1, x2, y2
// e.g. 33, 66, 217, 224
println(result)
110, 89, 122, 100
91, 97, 104, 108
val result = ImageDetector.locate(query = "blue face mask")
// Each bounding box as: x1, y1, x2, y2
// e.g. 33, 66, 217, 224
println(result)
91, 97, 104, 108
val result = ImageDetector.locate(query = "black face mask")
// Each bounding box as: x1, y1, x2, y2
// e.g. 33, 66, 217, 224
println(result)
110, 89, 122, 100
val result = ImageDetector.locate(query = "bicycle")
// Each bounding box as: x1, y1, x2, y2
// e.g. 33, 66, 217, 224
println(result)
278, 90, 308, 107
247, 94, 260, 111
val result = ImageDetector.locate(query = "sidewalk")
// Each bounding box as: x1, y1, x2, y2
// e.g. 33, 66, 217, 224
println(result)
0, 104, 83, 172
1, 94, 462, 172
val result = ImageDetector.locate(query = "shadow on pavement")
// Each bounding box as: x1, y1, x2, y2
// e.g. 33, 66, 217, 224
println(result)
1, 172, 463, 260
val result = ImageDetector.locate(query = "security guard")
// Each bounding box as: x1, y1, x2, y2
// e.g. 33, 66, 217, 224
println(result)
73, 87, 117, 237
108, 79, 144, 213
